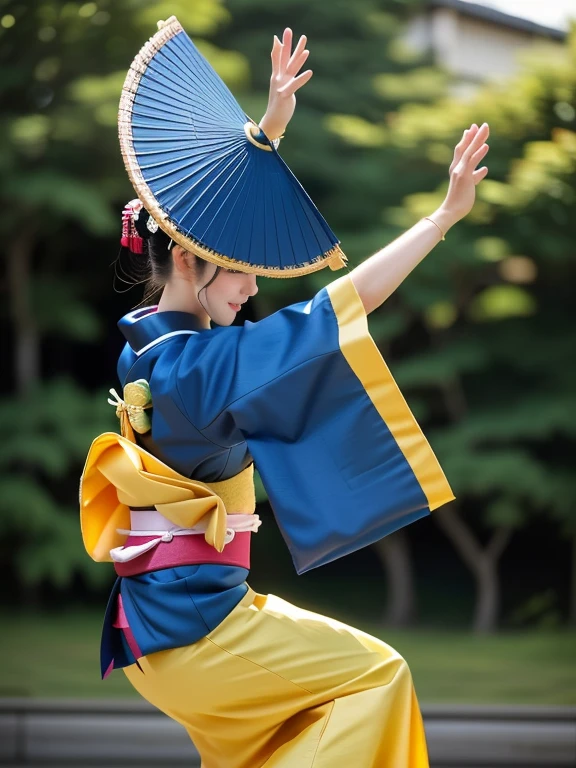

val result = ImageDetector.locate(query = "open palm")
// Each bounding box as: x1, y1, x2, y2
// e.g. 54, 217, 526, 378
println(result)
259, 28, 313, 140
444, 123, 490, 220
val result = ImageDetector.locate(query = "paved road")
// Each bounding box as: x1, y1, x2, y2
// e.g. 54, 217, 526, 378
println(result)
1, 699, 575, 767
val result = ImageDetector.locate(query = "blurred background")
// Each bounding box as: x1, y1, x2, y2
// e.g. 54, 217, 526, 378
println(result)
1, 0, 575, 726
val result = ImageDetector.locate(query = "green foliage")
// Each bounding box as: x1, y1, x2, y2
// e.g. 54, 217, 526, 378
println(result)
509, 590, 562, 630
394, 342, 490, 388
0, 0, 232, 593
2, 610, 575, 703
32, 276, 103, 340
384, 26, 576, 548
138, 0, 229, 35
254, 469, 267, 504
0, 379, 116, 588
1, 0, 574, 617
0, 378, 115, 470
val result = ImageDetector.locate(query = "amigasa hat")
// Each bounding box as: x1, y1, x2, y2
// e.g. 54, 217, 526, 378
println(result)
118, 16, 347, 277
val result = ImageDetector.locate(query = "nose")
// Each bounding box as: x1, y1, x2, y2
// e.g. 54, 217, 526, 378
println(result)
243, 273, 258, 297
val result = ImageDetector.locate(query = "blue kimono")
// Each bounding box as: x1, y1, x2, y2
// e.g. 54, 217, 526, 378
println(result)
101, 274, 453, 676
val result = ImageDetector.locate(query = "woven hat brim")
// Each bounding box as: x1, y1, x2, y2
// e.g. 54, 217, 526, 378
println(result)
118, 16, 347, 278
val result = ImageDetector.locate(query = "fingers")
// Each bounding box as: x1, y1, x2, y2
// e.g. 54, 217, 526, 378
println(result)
450, 123, 489, 178
271, 35, 282, 76
286, 35, 310, 75
272, 28, 308, 77
462, 122, 489, 165
471, 142, 489, 167
278, 68, 313, 96
286, 47, 309, 77
450, 124, 474, 171
451, 123, 477, 162
279, 27, 292, 72
457, 125, 476, 153
473, 167, 489, 185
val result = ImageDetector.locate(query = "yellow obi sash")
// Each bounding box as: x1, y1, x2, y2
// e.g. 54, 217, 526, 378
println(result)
80, 431, 256, 563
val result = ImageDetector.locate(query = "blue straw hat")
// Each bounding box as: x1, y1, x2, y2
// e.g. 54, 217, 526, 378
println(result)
118, 16, 347, 277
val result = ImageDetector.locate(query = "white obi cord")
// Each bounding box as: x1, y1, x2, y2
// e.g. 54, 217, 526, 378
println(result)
110, 509, 262, 563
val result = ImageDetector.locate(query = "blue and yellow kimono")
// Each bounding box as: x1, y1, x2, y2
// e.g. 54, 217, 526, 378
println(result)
82, 273, 453, 768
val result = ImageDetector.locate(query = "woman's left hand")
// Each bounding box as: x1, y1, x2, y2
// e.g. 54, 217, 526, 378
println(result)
440, 122, 490, 223
259, 28, 313, 140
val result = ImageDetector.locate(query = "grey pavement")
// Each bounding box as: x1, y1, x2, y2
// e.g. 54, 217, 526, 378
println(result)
1, 699, 574, 767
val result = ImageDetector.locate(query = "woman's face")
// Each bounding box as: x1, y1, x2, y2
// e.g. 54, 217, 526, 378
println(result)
199, 262, 259, 326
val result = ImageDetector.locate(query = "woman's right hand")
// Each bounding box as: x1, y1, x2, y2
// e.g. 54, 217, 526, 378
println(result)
441, 123, 490, 223
258, 29, 313, 141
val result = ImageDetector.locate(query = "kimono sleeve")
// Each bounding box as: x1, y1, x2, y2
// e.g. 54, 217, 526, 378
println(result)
177, 274, 455, 574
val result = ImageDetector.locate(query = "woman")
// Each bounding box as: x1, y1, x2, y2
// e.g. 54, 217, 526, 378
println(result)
81, 23, 489, 768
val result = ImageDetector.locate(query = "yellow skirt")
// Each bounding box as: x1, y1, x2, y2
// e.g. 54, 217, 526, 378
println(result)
124, 589, 429, 768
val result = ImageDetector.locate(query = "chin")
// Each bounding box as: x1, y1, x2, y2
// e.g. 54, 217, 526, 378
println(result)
211, 312, 236, 327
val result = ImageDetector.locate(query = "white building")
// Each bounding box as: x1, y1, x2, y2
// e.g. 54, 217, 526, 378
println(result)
405, 0, 567, 97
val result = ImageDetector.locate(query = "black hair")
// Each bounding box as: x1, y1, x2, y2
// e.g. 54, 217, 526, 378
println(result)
114, 207, 220, 310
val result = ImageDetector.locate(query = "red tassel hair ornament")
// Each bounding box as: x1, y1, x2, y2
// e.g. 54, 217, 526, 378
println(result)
121, 199, 144, 254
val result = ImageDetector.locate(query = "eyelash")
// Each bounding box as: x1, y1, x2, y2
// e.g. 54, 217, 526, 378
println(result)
225, 268, 241, 274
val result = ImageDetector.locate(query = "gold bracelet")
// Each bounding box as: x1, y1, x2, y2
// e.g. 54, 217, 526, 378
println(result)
423, 216, 446, 241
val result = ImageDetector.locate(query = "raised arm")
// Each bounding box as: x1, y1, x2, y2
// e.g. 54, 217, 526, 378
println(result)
351, 123, 490, 314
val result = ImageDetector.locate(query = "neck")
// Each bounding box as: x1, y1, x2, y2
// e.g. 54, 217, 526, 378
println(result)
156, 279, 211, 329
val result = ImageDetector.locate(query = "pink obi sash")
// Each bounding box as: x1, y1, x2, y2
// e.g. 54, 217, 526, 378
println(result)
114, 530, 253, 576
112, 508, 260, 577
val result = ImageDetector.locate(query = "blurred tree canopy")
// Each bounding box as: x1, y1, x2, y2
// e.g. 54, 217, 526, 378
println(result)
0, 0, 439, 600
381, 27, 576, 630
0, 0, 233, 594
1, 0, 574, 631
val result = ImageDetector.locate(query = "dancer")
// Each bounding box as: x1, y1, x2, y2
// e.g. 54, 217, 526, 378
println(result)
81, 19, 489, 767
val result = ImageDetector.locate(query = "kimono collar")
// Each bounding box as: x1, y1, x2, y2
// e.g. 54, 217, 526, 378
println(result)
118, 306, 204, 356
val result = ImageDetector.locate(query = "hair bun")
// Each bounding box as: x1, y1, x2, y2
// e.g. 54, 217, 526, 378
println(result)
120, 199, 161, 254
134, 206, 160, 239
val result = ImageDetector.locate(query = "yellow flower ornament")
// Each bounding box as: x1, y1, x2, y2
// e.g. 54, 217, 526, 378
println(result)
107, 379, 152, 438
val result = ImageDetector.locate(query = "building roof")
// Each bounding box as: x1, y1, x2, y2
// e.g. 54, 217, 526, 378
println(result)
429, 0, 567, 40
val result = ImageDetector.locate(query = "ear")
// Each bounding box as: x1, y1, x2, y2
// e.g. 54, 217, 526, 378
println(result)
172, 245, 193, 277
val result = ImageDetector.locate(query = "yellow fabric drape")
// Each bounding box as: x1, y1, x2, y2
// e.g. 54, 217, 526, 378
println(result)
80, 432, 255, 562
125, 589, 430, 768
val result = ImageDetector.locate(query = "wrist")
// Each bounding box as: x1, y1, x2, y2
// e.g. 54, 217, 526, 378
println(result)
430, 206, 460, 234
258, 113, 286, 141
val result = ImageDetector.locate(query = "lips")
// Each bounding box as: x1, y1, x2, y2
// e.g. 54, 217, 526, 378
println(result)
229, 303, 241, 312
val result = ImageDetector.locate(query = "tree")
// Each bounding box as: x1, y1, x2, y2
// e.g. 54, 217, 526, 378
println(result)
380, 26, 576, 631
0, 0, 234, 595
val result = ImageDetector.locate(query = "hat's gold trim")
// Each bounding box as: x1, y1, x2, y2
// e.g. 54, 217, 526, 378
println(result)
118, 16, 347, 278
243, 122, 272, 152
